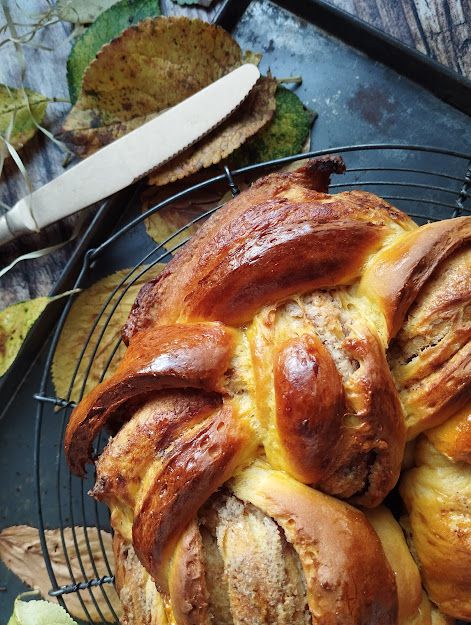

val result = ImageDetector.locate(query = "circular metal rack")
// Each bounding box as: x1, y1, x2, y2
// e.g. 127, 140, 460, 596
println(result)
34, 144, 471, 624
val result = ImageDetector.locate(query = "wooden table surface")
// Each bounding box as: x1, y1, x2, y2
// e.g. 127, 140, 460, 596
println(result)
0, 0, 469, 308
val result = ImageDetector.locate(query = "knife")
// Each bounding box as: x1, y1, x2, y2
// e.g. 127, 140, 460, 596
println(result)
0, 64, 260, 247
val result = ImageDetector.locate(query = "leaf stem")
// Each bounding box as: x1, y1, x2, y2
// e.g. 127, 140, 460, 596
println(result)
277, 76, 303, 85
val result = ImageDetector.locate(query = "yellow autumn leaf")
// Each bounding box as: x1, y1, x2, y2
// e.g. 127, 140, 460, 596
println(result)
0, 526, 120, 623
60, 16, 242, 157
66, 0, 161, 102
0, 291, 79, 377
0, 297, 50, 377
52, 266, 164, 403
0, 86, 50, 160
142, 170, 228, 246
7, 593, 78, 625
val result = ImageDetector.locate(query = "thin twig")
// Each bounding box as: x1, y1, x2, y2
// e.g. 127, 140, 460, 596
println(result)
0, 2, 61, 50
277, 76, 303, 85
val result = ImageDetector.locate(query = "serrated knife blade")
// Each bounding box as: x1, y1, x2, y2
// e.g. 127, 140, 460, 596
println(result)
0, 64, 260, 247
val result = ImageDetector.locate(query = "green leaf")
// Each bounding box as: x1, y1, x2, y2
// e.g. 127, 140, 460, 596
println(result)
8, 595, 78, 625
58, 0, 120, 24
229, 85, 316, 168
67, 0, 161, 103
0, 86, 49, 156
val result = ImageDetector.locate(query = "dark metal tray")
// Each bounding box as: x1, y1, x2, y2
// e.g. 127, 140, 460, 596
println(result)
1, 1, 470, 622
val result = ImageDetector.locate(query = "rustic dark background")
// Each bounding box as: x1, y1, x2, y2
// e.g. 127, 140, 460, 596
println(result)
330, 0, 471, 77
0, 0, 469, 308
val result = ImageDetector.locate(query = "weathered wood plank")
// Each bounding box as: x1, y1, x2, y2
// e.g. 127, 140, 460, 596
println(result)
403, 0, 470, 75
329, 0, 471, 77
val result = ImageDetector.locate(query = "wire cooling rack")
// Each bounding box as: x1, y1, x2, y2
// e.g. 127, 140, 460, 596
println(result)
34, 144, 471, 623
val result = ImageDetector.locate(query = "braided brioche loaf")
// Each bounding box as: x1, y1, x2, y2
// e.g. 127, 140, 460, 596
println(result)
400, 408, 471, 620
65, 157, 471, 624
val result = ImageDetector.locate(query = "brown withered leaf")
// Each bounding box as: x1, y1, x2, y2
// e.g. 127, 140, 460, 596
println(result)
147, 76, 277, 186
229, 85, 315, 168
0, 525, 120, 623
60, 16, 242, 157
52, 266, 164, 403
243, 49, 263, 66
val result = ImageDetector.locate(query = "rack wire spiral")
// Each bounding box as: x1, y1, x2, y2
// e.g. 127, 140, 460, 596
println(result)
34, 144, 471, 624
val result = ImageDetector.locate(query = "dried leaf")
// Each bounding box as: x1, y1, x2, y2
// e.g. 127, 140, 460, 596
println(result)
0, 291, 78, 377
0, 297, 49, 377
0, 526, 120, 623
58, 0, 120, 24
0, 86, 49, 159
147, 76, 277, 186
229, 85, 316, 168
142, 170, 227, 245
243, 49, 263, 66
61, 16, 243, 154
8, 594, 78, 625
52, 266, 164, 403
66, 0, 161, 103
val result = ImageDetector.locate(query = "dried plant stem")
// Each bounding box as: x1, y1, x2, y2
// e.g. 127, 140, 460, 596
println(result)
1, 2, 27, 79
0, 5, 72, 180
0, 1, 60, 50
277, 76, 303, 85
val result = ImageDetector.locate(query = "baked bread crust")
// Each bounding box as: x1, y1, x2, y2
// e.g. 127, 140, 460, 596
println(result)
64, 157, 471, 623
122, 157, 414, 334
400, 409, 471, 620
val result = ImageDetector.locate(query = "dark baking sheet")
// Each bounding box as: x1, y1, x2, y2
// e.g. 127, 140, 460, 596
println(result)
1, 0, 470, 621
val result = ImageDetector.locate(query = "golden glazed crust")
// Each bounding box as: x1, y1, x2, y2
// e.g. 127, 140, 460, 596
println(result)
230, 462, 397, 625
65, 322, 237, 475
359, 219, 471, 342
425, 404, 471, 463
364, 507, 423, 625
63, 157, 471, 623
400, 433, 471, 620
122, 157, 414, 336
248, 294, 405, 507
273, 333, 345, 484
131, 403, 253, 591
388, 247, 471, 438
